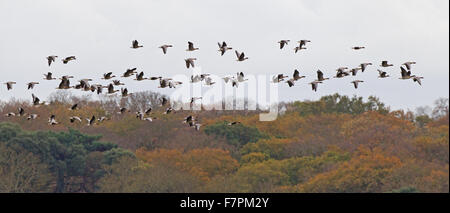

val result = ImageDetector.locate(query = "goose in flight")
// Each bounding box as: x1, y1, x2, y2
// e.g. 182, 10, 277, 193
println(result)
186, 41, 199, 51
400, 67, 414, 80
18, 107, 26, 117
309, 81, 323, 92
205, 77, 215, 86
412, 76, 424, 86
403, 62, 416, 71
293, 69, 306, 81
169, 81, 183, 88
278, 40, 290, 49
360, 63, 372, 72
352, 46, 365, 50
131, 40, 143, 49
164, 107, 174, 114
121, 88, 132, 97
112, 80, 125, 86
298, 40, 311, 49
32, 94, 43, 106
273, 74, 289, 83
237, 72, 248, 82
218, 42, 232, 55
191, 75, 202, 83
349, 68, 362, 76
86, 116, 96, 126
122, 68, 138, 77
185, 58, 197, 68
317, 70, 330, 81
235, 51, 249, 61
134, 72, 148, 81
69, 103, 79, 111
5, 82, 16, 90
161, 97, 168, 106
159, 78, 171, 88
223, 76, 235, 84
57, 77, 71, 89
334, 70, 350, 78
107, 83, 119, 94
69, 116, 82, 123
62, 56, 76, 64
98, 116, 108, 123
48, 115, 58, 125
4, 112, 15, 117
381, 61, 393, 67
118, 107, 130, 114
286, 79, 295, 87
44, 72, 56, 80
145, 107, 152, 115
377, 69, 390, 78
159, 44, 173, 54
183, 115, 195, 124
27, 114, 39, 120
102, 72, 116, 80
351, 80, 364, 89
27, 82, 39, 90
47, 55, 58, 66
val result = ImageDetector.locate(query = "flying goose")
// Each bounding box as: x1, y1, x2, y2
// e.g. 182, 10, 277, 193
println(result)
47, 55, 58, 66
164, 107, 174, 114
62, 56, 76, 64
381, 61, 393, 67
309, 81, 323, 92
400, 67, 414, 80
86, 116, 96, 126
183, 115, 195, 124
334, 70, 350, 78
191, 75, 202, 83
223, 76, 234, 84
27, 82, 39, 90
293, 69, 306, 81
317, 70, 329, 81
48, 115, 58, 125
57, 78, 71, 89
112, 80, 125, 86
18, 107, 25, 116
352, 46, 365, 50
107, 83, 119, 94
286, 79, 295, 87
4, 112, 15, 117
403, 62, 416, 71
205, 77, 215, 86
351, 80, 364, 89
69, 116, 82, 123
134, 72, 148, 81
69, 103, 79, 111
4, 81, 16, 90
218, 42, 232, 55
122, 68, 138, 77
159, 44, 173, 54
96, 84, 104, 94
169, 81, 183, 88
98, 116, 108, 123
278, 40, 290, 49
273, 74, 289, 83
161, 97, 168, 106
235, 51, 248, 61
185, 58, 197, 68
102, 72, 116, 80
412, 76, 424, 86
145, 107, 152, 115
118, 107, 130, 114
360, 63, 372, 72
32, 94, 42, 106
186, 41, 199, 51
377, 69, 390, 78
349, 68, 362, 76
121, 88, 132, 97
298, 40, 311, 49
131, 40, 143, 49
237, 72, 248, 82
27, 114, 39, 120
44, 72, 56, 80
231, 79, 239, 88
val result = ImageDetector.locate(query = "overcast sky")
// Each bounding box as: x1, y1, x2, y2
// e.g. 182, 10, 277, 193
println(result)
0, 0, 448, 111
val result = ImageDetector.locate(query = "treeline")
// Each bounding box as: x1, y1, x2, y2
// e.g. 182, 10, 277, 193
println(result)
0, 92, 448, 192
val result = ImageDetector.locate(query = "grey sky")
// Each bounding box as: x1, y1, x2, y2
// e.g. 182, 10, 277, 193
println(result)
0, 0, 448, 110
